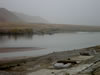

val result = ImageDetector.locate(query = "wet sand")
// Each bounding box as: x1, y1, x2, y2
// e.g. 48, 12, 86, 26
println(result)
0, 47, 44, 53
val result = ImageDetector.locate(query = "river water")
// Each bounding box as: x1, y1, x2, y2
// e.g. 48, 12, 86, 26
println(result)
0, 32, 100, 58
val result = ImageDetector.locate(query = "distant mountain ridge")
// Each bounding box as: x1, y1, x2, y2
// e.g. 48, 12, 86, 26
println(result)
0, 8, 22, 23
0, 8, 49, 23
14, 12, 49, 24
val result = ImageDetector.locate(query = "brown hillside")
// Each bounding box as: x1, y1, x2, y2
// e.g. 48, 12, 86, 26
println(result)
0, 8, 21, 23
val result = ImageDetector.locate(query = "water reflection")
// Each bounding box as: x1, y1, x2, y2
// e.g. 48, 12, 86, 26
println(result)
0, 34, 33, 40
0, 32, 76, 40
0, 32, 100, 57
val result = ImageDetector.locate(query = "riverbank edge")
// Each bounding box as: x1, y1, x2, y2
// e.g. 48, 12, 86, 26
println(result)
0, 45, 100, 74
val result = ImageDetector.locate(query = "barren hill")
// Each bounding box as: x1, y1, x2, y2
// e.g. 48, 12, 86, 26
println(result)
0, 8, 49, 24
14, 12, 49, 24
0, 8, 21, 23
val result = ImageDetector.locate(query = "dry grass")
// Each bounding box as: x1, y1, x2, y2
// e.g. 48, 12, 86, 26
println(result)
0, 22, 100, 35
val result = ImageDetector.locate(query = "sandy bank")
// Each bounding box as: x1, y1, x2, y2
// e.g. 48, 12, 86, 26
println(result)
0, 45, 100, 75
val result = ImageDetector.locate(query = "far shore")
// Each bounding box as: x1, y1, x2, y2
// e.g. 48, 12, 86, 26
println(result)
0, 23, 100, 35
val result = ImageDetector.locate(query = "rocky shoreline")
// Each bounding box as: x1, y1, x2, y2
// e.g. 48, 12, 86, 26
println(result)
0, 45, 100, 75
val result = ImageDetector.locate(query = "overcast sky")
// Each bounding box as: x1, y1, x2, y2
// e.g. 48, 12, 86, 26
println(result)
0, 0, 100, 25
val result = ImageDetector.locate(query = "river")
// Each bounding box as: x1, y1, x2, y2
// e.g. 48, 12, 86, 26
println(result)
0, 32, 100, 58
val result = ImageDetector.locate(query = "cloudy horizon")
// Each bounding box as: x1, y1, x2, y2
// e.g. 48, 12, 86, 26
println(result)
0, 0, 100, 25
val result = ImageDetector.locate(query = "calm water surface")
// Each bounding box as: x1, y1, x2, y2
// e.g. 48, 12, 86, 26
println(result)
0, 32, 100, 58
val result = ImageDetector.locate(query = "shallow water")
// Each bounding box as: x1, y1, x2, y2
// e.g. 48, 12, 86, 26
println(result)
0, 32, 100, 58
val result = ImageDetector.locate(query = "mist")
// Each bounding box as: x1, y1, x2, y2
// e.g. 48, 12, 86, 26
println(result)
0, 0, 100, 25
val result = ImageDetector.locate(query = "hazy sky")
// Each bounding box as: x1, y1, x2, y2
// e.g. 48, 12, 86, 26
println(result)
0, 0, 100, 25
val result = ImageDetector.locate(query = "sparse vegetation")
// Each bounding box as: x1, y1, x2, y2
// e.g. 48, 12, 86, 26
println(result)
0, 23, 100, 35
